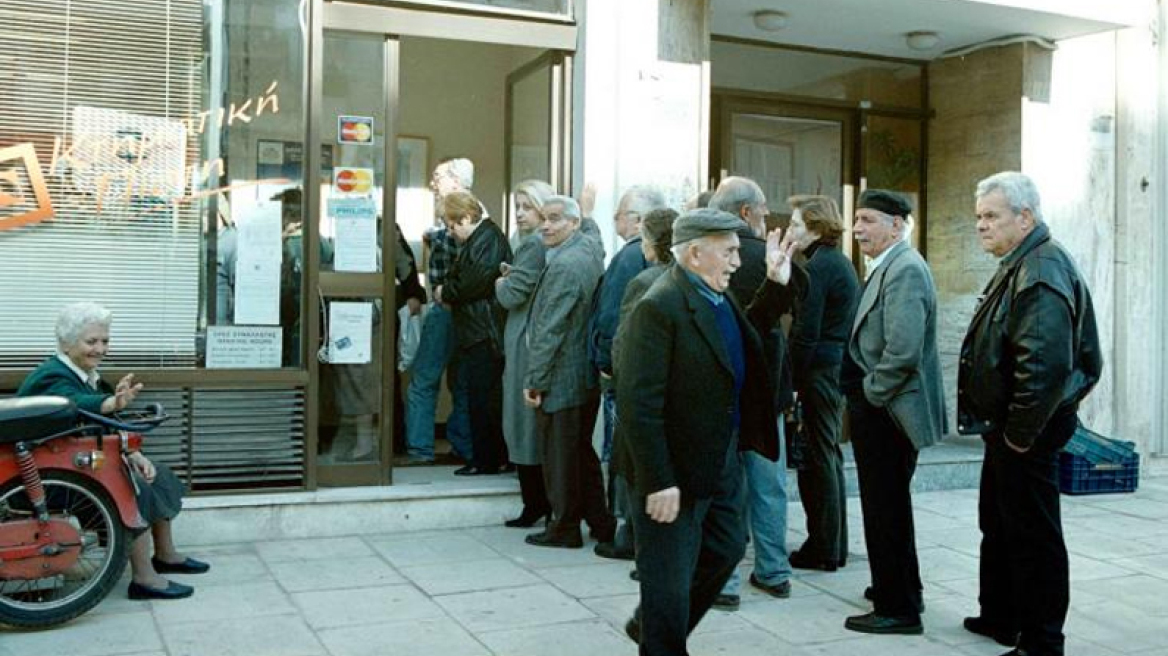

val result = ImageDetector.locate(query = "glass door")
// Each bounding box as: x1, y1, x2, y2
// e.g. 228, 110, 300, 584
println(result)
310, 30, 399, 486
504, 51, 570, 230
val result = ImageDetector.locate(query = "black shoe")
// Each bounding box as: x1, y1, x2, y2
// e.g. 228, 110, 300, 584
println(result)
998, 650, 1029, 656
500, 462, 517, 474
629, 568, 639, 581
504, 509, 549, 528
624, 617, 640, 643
454, 465, 499, 476
525, 528, 584, 549
151, 557, 210, 575
711, 593, 740, 611
844, 611, 923, 635
587, 522, 617, 544
594, 541, 635, 561
964, 616, 1020, 647
789, 549, 840, 572
749, 573, 791, 598
128, 580, 194, 600
864, 586, 925, 613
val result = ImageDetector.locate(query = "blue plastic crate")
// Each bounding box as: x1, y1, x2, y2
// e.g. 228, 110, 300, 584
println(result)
1059, 451, 1139, 495
1062, 425, 1136, 464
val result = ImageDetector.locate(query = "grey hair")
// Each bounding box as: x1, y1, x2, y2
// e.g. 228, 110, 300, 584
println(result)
514, 179, 555, 209
620, 185, 668, 217
709, 177, 765, 217
438, 157, 475, 190
867, 208, 915, 243
56, 302, 111, 348
975, 171, 1044, 222
670, 234, 722, 268
544, 194, 582, 220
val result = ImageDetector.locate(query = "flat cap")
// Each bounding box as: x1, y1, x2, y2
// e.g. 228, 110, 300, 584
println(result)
671, 208, 742, 245
858, 189, 912, 218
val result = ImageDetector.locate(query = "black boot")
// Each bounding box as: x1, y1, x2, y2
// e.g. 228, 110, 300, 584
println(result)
506, 464, 551, 528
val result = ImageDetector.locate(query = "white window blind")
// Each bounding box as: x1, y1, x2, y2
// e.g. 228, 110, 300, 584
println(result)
0, 0, 203, 369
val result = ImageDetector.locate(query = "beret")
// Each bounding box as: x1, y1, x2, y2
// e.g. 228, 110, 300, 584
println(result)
858, 189, 912, 217
671, 208, 742, 245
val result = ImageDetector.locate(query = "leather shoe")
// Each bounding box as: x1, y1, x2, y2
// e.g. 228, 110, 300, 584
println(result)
629, 568, 639, 581
789, 548, 841, 571
624, 617, 640, 643
964, 616, 1020, 647
454, 465, 499, 476
998, 650, 1029, 656
151, 557, 210, 575
844, 611, 923, 635
525, 528, 583, 549
711, 593, 740, 611
128, 580, 194, 600
504, 509, 549, 528
594, 541, 634, 561
749, 573, 791, 598
864, 586, 925, 613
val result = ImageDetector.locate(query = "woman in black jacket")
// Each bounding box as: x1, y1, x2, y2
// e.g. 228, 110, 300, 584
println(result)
439, 191, 513, 475
786, 195, 861, 572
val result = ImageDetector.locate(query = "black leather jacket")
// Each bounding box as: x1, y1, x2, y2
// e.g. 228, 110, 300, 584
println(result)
443, 219, 512, 352
956, 223, 1102, 449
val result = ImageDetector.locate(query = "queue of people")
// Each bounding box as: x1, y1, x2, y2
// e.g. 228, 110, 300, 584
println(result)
24, 168, 1099, 656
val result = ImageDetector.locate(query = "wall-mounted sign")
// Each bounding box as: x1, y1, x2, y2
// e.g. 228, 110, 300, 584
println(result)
329, 196, 378, 272
0, 143, 55, 231
206, 326, 282, 369
334, 167, 375, 195
337, 115, 374, 145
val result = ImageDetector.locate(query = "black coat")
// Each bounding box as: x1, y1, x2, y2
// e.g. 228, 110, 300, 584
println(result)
443, 220, 512, 352
790, 240, 860, 388
616, 264, 797, 499
957, 223, 1102, 449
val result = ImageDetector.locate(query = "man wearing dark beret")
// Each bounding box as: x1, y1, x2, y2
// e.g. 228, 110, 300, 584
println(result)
617, 208, 799, 655
842, 189, 946, 635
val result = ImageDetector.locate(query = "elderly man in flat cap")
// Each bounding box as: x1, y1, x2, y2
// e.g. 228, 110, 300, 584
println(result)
617, 208, 797, 655
841, 189, 945, 636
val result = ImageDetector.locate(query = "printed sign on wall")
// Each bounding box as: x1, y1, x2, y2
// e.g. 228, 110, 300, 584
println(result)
337, 115, 374, 145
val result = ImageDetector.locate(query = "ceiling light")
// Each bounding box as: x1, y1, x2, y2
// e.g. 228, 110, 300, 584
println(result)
906, 31, 941, 51
752, 10, 788, 32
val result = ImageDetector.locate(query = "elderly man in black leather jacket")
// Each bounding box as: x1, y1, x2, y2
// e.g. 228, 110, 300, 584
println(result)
441, 190, 513, 475
957, 172, 1101, 656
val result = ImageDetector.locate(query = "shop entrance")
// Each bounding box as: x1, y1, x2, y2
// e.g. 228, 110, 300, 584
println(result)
310, 3, 574, 487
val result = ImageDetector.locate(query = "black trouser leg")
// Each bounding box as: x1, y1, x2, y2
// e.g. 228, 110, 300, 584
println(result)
981, 412, 1074, 656
517, 464, 551, 517
848, 395, 921, 618
576, 391, 614, 536
796, 367, 848, 562
463, 343, 504, 471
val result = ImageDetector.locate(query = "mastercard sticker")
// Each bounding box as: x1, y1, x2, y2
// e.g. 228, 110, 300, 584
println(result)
337, 115, 374, 145
334, 167, 375, 195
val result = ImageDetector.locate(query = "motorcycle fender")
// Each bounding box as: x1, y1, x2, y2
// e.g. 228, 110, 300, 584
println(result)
0, 437, 148, 531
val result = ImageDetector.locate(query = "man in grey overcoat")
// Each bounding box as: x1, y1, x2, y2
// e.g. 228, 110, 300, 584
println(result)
522, 195, 614, 548
841, 189, 946, 636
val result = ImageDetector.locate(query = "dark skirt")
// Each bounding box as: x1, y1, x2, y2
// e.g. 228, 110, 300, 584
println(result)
129, 462, 185, 527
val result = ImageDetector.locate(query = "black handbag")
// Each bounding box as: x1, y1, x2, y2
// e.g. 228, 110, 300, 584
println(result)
784, 396, 807, 470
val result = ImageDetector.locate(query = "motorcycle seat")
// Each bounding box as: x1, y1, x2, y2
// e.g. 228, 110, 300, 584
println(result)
0, 396, 79, 444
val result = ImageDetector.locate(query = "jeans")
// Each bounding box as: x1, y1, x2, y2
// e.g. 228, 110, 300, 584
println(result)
722, 421, 791, 594
404, 304, 472, 461
600, 385, 616, 463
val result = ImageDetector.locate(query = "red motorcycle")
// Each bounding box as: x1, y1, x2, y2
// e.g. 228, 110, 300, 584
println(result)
0, 396, 167, 628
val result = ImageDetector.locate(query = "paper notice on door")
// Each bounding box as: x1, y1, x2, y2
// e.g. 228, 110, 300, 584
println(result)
328, 301, 373, 364
330, 196, 378, 272
234, 198, 282, 325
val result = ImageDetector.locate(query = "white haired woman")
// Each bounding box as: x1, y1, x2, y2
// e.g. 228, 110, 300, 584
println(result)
17, 302, 209, 600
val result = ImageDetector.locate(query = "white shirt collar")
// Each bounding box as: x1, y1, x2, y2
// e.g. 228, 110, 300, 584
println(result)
56, 352, 100, 390
864, 240, 903, 280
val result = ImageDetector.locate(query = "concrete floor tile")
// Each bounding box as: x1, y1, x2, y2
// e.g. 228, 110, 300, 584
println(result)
918, 547, 981, 583
689, 625, 809, 655
909, 509, 970, 532
736, 592, 865, 645
151, 581, 296, 625
268, 555, 404, 592
292, 584, 445, 630
317, 617, 488, 656
160, 614, 325, 656
929, 576, 980, 600
478, 618, 638, 656
536, 561, 640, 599
802, 635, 959, 656
1065, 524, 1166, 560
255, 537, 374, 564
916, 527, 981, 557
1065, 599, 1168, 652
171, 553, 271, 588
1067, 552, 1140, 581
1077, 574, 1168, 616
1110, 552, 1168, 580
401, 557, 542, 596
367, 533, 499, 568
794, 565, 873, 605
0, 611, 162, 656
434, 583, 595, 633
489, 537, 604, 569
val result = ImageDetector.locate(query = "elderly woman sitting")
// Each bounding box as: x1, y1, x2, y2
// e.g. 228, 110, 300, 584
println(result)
17, 302, 209, 600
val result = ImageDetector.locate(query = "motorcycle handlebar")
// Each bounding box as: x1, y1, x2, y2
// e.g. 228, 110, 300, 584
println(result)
75, 403, 169, 433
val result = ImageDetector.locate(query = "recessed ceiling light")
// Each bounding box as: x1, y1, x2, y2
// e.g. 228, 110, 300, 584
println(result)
906, 31, 941, 51
752, 10, 788, 32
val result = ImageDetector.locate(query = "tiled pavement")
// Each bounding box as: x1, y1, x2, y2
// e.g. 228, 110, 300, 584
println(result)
3, 476, 1168, 656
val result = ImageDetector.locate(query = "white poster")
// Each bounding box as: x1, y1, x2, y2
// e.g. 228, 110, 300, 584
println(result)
328, 301, 373, 364
330, 196, 378, 272
234, 199, 282, 325
205, 326, 282, 369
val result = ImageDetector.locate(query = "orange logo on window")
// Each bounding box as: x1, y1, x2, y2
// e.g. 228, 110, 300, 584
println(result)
0, 143, 54, 230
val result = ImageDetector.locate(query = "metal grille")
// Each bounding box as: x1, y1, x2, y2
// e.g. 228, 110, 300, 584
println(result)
0, 0, 204, 370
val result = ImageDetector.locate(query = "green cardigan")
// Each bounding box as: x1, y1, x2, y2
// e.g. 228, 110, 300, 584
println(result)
17, 356, 112, 414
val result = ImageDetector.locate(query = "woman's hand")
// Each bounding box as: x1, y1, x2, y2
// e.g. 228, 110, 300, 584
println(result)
765, 228, 797, 285
128, 451, 157, 483
102, 373, 144, 414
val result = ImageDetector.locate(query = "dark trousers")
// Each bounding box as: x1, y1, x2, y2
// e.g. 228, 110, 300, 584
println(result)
538, 391, 612, 536
848, 393, 922, 618
979, 410, 1075, 656
631, 439, 745, 656
461, 341, 505, 471
516, 464, 551, 517
796, 367, 848, 563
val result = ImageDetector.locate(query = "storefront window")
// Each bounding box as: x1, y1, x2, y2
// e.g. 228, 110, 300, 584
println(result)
380, 0, 570, 18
